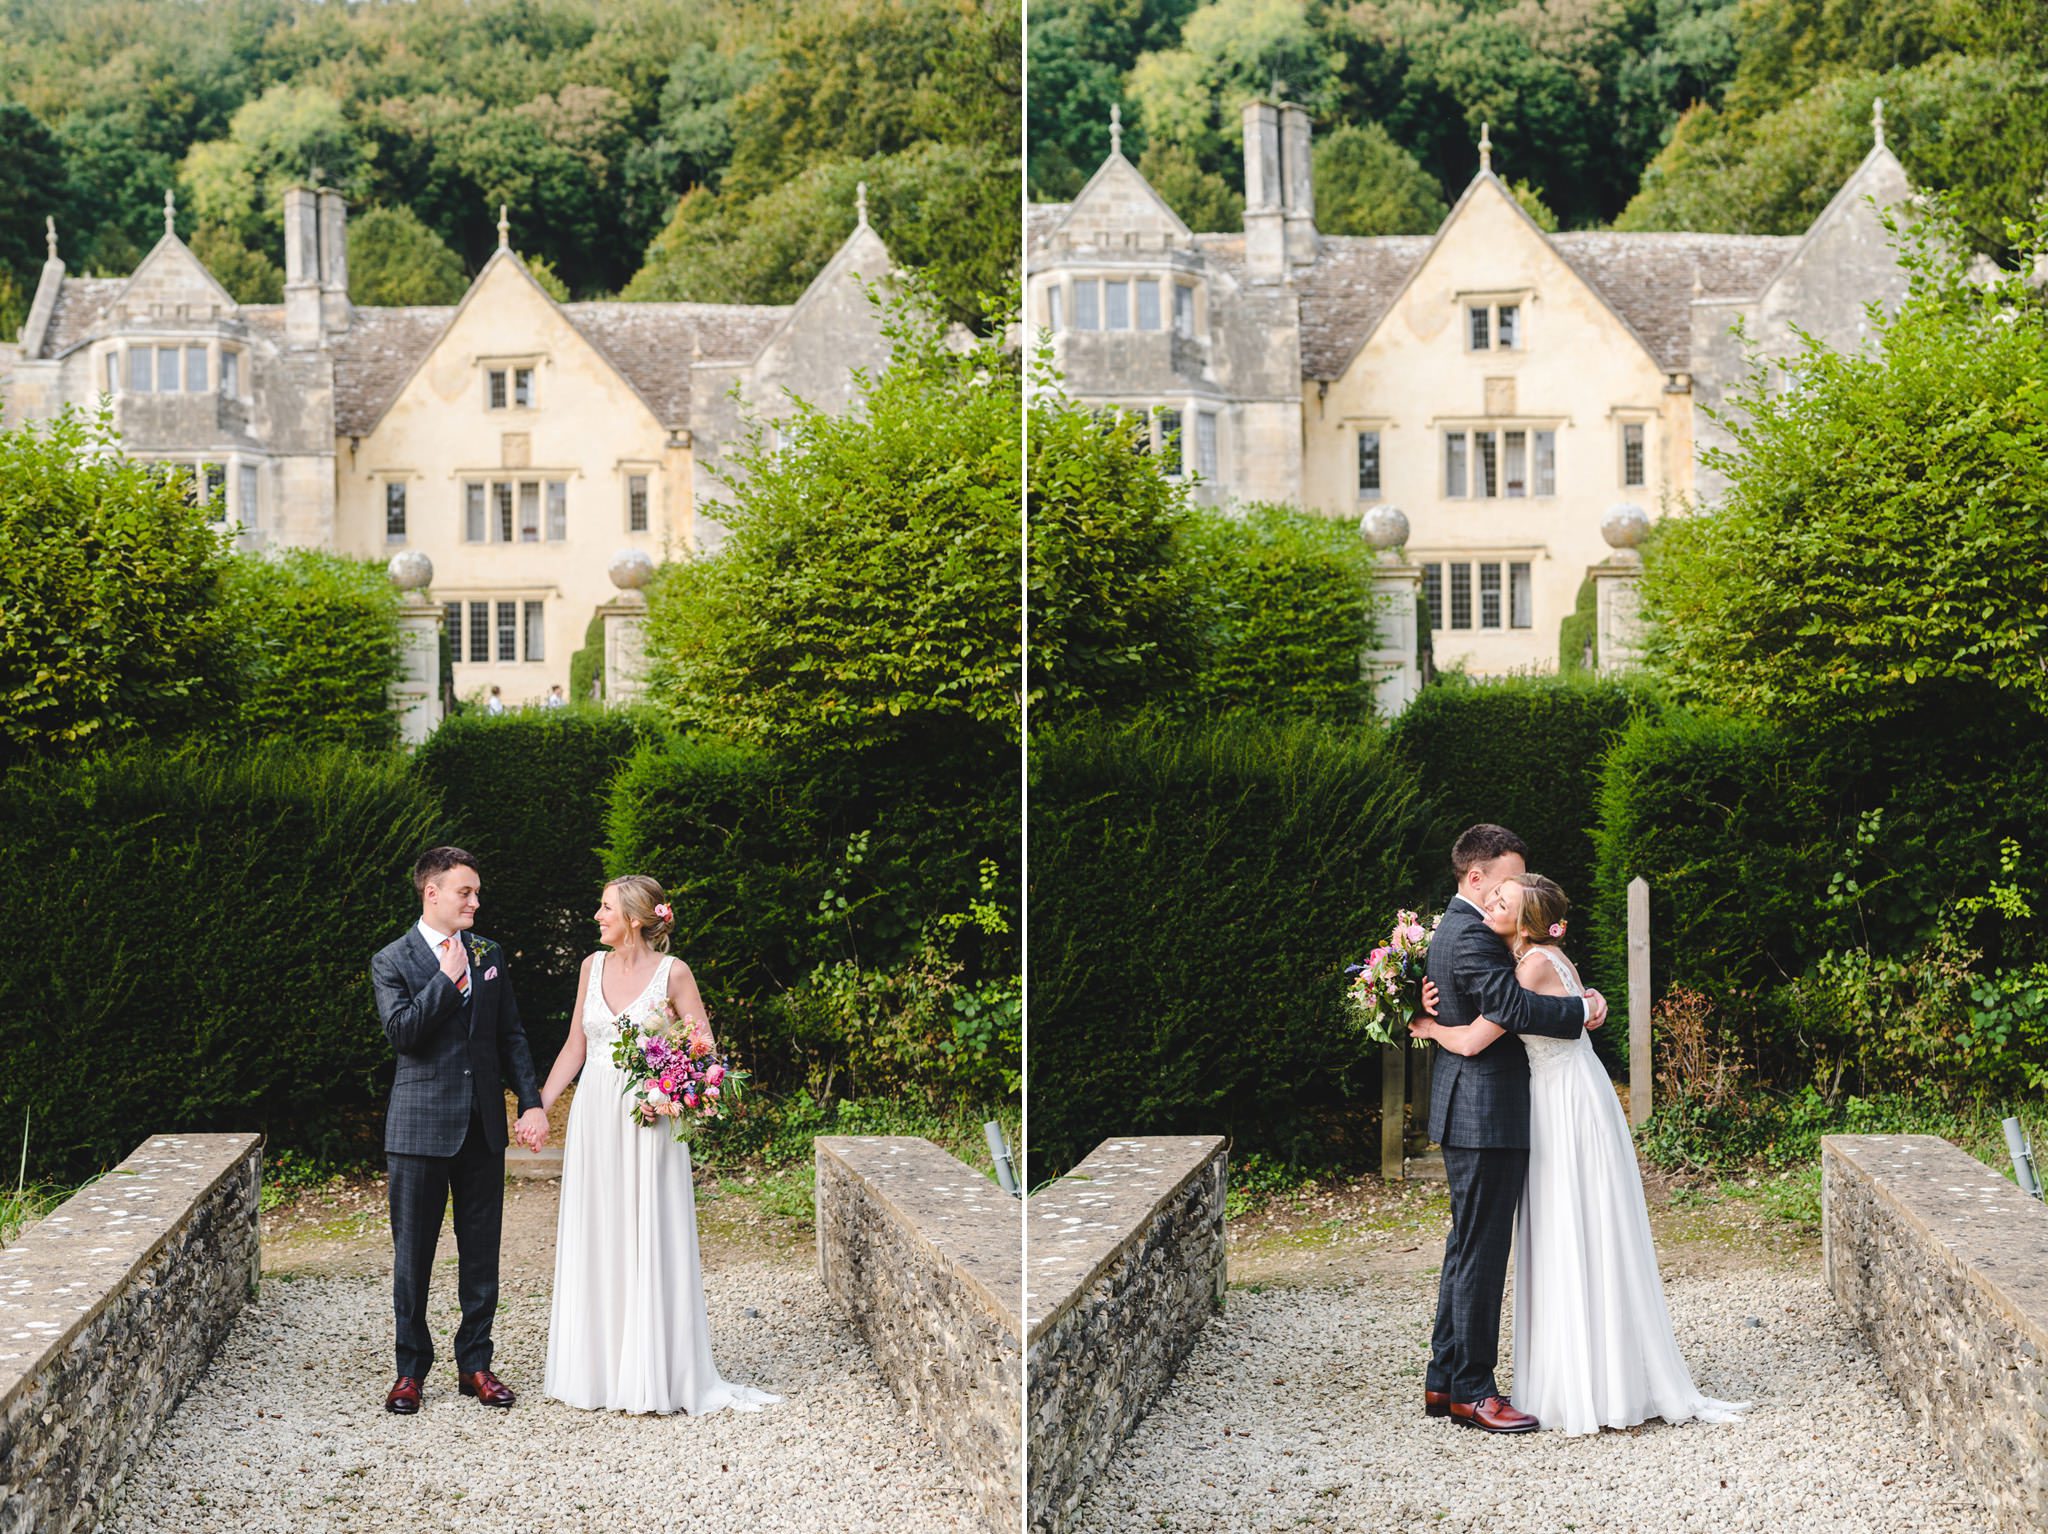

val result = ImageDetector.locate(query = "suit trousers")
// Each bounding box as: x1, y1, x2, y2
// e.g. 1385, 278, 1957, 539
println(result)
389, 1104, 504, 1378
1427, 1142, 1528, 1403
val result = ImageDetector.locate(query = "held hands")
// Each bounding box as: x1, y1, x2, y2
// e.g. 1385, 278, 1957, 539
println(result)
513, 1107, 549, 1152
1583, 989, 1608, 1029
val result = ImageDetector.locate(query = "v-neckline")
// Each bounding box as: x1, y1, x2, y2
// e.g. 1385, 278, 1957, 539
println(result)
598, 951, 663, 1017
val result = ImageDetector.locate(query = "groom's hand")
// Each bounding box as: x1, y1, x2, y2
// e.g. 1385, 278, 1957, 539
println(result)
1583, 989, 1609, 1029
514, 1107, 549, 1151
437, 939, 466, 984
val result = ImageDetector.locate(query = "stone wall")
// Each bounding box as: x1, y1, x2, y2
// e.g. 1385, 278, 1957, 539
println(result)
814, 1135, 1022, 1534
1823, 1133, 2048, 1532
0, 1132, 263, 1534
1026, 1136, 1228, 1534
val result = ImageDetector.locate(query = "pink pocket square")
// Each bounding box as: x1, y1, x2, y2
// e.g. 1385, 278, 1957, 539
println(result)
483, 965, 499, 981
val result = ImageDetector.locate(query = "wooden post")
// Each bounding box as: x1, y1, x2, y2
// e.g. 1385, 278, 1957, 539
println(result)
1628, 876, 1651, 1127
1380, 1041, 1405, 1180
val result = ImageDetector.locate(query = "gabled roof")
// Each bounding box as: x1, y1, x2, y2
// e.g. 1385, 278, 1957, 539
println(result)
1549, 232, 1800, 372
1043, 150, 1193, 248
111, 232, 239, 317
1753, 141, 1912, 303
561, 302, 788, 427
34, 277, 125, 358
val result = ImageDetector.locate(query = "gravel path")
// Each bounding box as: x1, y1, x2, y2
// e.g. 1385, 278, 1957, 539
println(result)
96, 1185, 980, 1533
1070, 1262, 1987, 1533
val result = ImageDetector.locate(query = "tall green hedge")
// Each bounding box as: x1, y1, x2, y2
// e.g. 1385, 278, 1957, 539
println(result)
1181, 503, 1379, 722
219, 550, 404, 752
0, 746, 444, 1178
1028, 718, 1431, 1177
411, 707, 661, 1061
1391, 675, 1657, 1008
605, 736, 1018, 1096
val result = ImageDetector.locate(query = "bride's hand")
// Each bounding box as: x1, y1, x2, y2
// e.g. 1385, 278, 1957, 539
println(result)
1409, 1015, 1436, 1041
1420, 978, 1441, 1017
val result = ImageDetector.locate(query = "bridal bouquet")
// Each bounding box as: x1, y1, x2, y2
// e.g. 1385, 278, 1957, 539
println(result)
610, 999, 750, 1142
1344, 908, 1438, 1049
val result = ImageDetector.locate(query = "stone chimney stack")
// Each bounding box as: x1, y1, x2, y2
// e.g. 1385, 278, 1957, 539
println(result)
1243, 98, 1317, 278
1281, 103, 1318, 265
1243, 100, 1286, 279
283, 185, 322, 344
318, 187, 352, 334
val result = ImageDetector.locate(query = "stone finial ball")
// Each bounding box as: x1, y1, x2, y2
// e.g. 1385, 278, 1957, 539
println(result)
1602, 503, 1651, 550
387, 550, 433, 591
609, 548, 656, 591
1359, 505, 1410, 551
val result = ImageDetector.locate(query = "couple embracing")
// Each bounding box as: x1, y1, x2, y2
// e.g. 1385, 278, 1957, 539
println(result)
367, 845, 779, 1417
1409, 823, 1746, 1436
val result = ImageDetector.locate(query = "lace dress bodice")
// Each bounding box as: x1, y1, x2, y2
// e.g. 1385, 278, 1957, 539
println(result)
1520, 945, 1587, 1077
581, 951, 672, 1052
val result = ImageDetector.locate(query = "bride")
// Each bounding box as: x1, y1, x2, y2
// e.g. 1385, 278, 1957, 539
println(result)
537, 874, 780, 1415
1412, 873, 1746, 1436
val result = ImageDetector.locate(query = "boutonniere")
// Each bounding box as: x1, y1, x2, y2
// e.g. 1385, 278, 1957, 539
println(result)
466, 935, 499, 960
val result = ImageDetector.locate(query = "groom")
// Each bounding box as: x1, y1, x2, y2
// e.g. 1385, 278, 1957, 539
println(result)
369, 846, 550, 1414
1421, 823, 1606, 1433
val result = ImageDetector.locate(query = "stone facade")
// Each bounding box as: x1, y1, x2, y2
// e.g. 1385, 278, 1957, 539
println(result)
813, 1135, 1022, 1534
0, 196, 895, 705
1026, 1136, 1227, 1534
0, 1132, 263, 1534
1822, 1133, 2048, 1532
1027, 106, 1914, 678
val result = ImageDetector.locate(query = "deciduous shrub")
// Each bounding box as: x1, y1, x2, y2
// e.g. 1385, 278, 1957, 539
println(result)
219, 550, 404, 752
1028, 717, 1430, 1177
604, 735, 1018, 1104
1181, 502, 1378, 722
0, 746, 444, 1178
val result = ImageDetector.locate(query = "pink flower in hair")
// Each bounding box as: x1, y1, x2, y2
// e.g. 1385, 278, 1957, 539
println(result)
654, 902, 672, 921
1548, 921, 1565, 938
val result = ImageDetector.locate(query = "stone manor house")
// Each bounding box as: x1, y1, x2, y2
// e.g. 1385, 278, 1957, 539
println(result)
0, 188, 894, 702
1028, 103, 1916, 675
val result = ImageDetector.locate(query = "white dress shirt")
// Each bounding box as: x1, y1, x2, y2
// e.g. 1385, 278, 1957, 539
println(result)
417, 917, 472, 996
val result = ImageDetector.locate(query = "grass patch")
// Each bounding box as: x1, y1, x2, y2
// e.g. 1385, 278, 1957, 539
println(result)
694, 1092, 1022, 1225
0, 1184, 63, 1247
1638, 1089, 2044, 1233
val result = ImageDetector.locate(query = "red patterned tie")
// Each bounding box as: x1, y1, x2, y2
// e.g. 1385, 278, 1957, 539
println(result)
441, 937, 469, 997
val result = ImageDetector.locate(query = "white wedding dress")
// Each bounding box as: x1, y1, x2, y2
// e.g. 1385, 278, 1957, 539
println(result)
1513, 945, 1747, 1435
544, 952, 780, 1415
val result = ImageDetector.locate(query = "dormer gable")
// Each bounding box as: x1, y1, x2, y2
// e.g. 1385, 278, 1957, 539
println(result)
111, 204, 239, 324
1047, 124, 1194, 256
749, 211, 897, 382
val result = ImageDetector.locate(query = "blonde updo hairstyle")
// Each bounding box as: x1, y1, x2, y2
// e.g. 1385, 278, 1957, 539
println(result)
1506, 872, 1570, 950
606, 874, 674, 953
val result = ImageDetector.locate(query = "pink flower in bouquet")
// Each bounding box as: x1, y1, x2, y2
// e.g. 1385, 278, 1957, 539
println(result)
705, 1064, 725, 1086
705, 1084, 720, 1100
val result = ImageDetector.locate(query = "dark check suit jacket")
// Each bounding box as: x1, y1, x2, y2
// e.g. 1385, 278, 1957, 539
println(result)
1424, 898, 1585, 1149
371, 927, 543, 1157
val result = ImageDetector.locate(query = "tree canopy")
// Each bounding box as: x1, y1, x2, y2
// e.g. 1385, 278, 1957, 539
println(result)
1, 0, 1017, 327
1031, 0, 2045, 253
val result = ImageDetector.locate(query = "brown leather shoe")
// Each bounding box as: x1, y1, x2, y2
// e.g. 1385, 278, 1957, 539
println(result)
1424, 1390, 1451, 1418
385, 1376, 422, 1414
458, 1368, 516, 1407
1448, 1395, 1539, 1433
